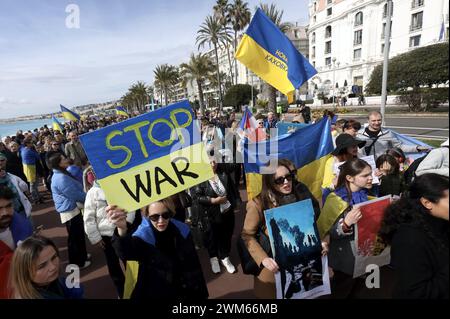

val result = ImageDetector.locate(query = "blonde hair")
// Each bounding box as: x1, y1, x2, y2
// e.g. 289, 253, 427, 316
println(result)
143, 199, 176, 218
9, 236, 59, 299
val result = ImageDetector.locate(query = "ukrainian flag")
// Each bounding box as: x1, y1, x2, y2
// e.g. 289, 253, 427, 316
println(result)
115, 106, 129, 118
235, 8, 317, 96
244, 117, 334, 203
60, 104, 80, 122
51, 115, 64, 132
317, 192, 349, 239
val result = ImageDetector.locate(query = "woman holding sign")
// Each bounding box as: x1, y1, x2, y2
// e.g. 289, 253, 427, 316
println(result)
380, 173, 449, 299
107, 199, 208, 299
320, 158, 373, 298
241, 159, 321, 299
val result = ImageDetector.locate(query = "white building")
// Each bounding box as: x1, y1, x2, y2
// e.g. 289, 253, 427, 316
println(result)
308, 0, 449, 99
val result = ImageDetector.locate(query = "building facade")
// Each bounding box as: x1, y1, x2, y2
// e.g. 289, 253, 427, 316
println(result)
308, 0, 449, 98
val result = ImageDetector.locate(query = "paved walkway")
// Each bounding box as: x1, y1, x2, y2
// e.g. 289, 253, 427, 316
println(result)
32, 188, 255, 299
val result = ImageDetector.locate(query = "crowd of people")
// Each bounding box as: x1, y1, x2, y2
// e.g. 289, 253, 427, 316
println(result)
0, 108, 448, 300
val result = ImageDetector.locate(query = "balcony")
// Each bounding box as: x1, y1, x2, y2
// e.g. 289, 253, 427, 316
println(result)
410, 24, 422, 32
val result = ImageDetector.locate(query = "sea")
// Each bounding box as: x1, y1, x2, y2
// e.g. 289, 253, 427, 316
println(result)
0, 118, 62, 138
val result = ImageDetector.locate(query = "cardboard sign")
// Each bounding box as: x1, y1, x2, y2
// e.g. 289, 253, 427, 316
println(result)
80, 100, 214, 211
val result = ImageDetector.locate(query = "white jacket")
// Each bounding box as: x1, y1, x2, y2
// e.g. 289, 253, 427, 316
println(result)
416, 147, 449, 177
7, 173, 32, 218
83, 185, 135, 245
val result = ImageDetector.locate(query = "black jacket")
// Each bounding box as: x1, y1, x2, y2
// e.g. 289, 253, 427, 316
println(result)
193, 169, 238, 225
390, 214, 449, 299
112, 218, 208, 300
4, 151, 28, 183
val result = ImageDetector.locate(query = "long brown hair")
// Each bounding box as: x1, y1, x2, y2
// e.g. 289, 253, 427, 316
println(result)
259, 159, 297, 209
9, 236, 59, 299
336, 158, 371, 204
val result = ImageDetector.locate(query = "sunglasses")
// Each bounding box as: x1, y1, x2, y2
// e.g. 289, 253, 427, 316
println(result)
148, 211, 171, 222
274, 172, 296, 185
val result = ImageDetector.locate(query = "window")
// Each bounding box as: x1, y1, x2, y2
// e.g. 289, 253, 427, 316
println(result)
411, 0, 424, 9
410, 12, 423, 31
325, 57, 331, 66
325, 26, 332, 38
354, 30, 363, 46
353, 49, 362, 60
325, 41, 332, 54
312, 46, 316, 58
409, 35, 421, 47
327, 7, 332, 16
381, 42, 391, 54
327, 0, 333, 4
313, 2, 317, 12
312, 61, 316, 68
313, 15, 316, 23
355, 12, 363, 26
383, 2, 393, 18
381, 21, 393, 39
312, 32, 316, 44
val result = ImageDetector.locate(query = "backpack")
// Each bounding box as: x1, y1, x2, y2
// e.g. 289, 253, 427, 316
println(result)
403, 153, 429, 184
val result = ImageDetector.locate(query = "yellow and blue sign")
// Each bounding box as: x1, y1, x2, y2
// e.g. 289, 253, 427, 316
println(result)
79, 100, 214, 212
60, 104, 81, 122
235, 8, 317, 96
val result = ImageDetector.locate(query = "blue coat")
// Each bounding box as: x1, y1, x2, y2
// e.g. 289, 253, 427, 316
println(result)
51, 169, 86, 213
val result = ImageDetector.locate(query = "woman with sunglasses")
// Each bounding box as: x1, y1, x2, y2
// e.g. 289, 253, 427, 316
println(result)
106, 199, 208, 299
241, 159, 321, 299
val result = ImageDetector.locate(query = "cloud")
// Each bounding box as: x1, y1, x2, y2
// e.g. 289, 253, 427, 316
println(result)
0, 97, 31, 105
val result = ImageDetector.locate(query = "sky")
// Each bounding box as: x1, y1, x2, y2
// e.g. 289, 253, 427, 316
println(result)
0, 0, 309, 119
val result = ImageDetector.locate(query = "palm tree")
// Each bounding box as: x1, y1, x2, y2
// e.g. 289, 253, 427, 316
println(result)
180, 53, 216, 116
196, 15, 232, 111
213, 0, 235, 84
229, 0, 251, 85
130, 81, 150, 112
153, 64, 179, 106
259, 3, 292, 113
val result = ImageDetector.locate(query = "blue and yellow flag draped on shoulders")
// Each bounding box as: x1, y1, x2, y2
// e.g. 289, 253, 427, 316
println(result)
51, 115, 64, 132
60, 104, 80, 122
235, 8, 317, 96
244, 117, 334, 203
116, 106, 129, 117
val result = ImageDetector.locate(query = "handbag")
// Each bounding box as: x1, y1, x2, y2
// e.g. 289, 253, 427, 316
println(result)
237, 209, 272, 276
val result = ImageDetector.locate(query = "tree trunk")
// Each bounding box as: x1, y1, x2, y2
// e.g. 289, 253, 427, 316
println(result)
164, 86, 169, 106
226, 44, 234, 85
234, 31, 239, 85
197, 79, 205, 116
265, 83, 277, 113
214, 44, 223, 111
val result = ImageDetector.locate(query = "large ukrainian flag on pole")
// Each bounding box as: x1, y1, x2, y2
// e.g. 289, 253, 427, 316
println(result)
244, 117, 334, 202
60, 104, 81, 122
235, 8, 317, 96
